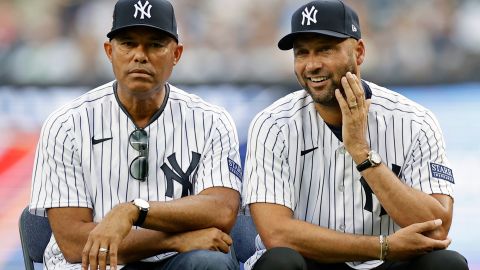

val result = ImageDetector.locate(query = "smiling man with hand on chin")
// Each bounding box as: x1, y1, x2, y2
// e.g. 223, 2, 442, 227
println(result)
242, 1, 469, 270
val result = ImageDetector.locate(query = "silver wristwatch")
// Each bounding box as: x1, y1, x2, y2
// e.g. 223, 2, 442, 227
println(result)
356, 150, 382, 172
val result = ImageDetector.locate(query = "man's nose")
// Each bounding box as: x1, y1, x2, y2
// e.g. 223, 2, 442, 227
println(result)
305, 56, 322, 72
133, 45, 148, 63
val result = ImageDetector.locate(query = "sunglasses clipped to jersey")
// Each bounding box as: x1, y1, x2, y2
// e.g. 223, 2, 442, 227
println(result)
129, 129, 149, 181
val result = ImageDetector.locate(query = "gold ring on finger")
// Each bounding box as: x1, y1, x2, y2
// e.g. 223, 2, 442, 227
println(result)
99, 247, 109, 253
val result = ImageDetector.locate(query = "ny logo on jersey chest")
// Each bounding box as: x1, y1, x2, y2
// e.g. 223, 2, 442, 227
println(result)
360, 164, 401, 216
161, 152, 200, 198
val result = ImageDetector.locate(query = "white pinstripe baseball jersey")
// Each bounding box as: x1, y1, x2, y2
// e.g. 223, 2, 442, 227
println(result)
242, 80, 454, 270
29, 81, 242, 269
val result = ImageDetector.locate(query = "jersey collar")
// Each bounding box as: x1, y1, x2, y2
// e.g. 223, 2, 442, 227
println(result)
362, 80, 372, 99
113, 81, 171, 129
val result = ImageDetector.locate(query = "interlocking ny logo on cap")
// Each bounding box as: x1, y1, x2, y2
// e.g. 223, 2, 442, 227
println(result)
302, 6, 318, 26
134, 0, 152, 19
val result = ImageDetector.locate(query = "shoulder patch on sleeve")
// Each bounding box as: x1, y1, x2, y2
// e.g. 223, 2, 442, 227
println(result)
429, 162, 454, 184
227, 157, 243, 181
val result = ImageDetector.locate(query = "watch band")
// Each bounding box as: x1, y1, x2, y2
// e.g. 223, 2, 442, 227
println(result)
133, 208, 148, 227
132, 199, 149, 227
356, 159, 372, 172
356, 150, 381, 172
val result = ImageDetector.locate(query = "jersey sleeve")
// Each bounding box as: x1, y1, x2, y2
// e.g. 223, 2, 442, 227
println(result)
242, 113, 294, 210
193, 110, 242, 194
402, 111, 454, 196
29, 112, 92, 217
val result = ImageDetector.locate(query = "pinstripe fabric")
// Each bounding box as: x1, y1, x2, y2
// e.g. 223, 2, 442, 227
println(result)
30, 81, 242, 269
243, 81, 454, 270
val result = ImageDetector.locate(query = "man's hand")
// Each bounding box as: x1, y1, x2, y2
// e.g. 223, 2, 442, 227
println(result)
335, 72, 371, 160
387, 219, 451, 261
81, 203, 136, 270
171, 228, 233, 253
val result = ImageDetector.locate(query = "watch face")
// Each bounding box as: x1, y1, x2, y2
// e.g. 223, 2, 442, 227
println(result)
370, 151, 382, 165
134, 198, 150, 209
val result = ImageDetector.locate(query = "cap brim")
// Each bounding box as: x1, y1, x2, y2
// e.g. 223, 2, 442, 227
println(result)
107, 24, 178, 42
278, 30, 350, 50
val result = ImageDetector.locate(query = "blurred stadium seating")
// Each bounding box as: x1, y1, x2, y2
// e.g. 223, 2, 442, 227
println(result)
0, 0, 479, 269
0, 0, 479, 86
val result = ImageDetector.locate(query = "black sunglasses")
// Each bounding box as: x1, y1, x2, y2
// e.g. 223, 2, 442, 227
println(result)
129, 129, 149, 181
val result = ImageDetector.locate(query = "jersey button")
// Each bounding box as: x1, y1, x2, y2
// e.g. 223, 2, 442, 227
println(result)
339, 147, 346, 154
339, 224, 345, 231
339, 185, 344, 192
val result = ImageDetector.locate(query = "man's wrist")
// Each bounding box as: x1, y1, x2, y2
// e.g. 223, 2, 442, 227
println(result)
379, 235, 389, 260
367, 235, 383, 260
349, 146, 370, 165
131, 198, 150, 227
163, 231, 190, 253
124, 202, 140, 226
355, 150, 382, 172
161, 232, 180, 252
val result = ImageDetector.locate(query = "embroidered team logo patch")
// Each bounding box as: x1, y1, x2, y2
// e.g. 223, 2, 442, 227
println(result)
429, 162, 454, 184
227, 158, 242, 181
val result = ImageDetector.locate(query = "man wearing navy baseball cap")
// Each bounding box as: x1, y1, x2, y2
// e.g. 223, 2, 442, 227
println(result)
278, 0, 361, 50
242, 1, 469, 270
34, 0, 242, 270
107, 0, 178, 42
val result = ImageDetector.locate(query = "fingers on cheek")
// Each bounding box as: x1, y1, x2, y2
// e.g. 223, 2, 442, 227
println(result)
335, 89, 348, 110
335, 89, 342, 100
346, 73, 363, 98
348, 73, 358, 87
341, 77, 349, 91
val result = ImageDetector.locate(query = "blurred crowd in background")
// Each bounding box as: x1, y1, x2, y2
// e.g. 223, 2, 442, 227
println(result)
1, 0, 480, 87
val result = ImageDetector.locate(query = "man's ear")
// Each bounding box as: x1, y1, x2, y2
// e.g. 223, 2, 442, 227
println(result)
355, 39, 366, 65
104, 41, 113, 62
173, 43, 184, 65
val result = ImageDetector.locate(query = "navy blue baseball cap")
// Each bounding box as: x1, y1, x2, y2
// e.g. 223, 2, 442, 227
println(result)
107, 0, 178, 42
278, 0, 361, 50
